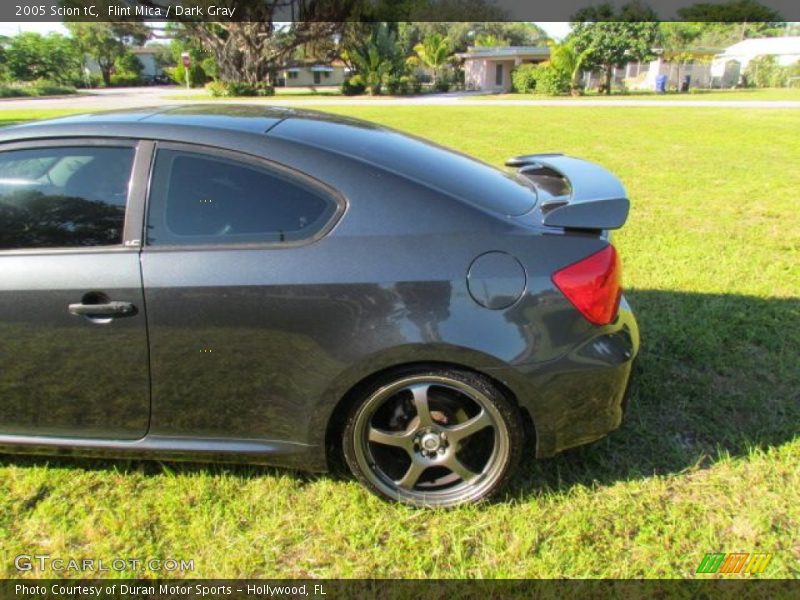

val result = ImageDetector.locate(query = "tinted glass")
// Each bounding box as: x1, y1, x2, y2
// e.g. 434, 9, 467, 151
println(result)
0, 146, 134, 250
147, 149, 337, 246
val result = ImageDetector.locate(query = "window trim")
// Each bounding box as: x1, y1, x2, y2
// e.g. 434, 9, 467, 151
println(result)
142, 141, 347, 253
0, 137, 150, 256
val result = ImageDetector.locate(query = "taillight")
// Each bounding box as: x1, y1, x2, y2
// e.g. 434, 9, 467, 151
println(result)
552, 245, 622, 326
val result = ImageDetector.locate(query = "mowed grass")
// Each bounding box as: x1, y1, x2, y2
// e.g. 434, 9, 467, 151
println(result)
0, 105, 798, 579
477, 87, 800, 102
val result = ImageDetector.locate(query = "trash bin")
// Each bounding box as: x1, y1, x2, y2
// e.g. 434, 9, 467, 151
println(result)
680, 75, 691, 92
655, 74, 667, 93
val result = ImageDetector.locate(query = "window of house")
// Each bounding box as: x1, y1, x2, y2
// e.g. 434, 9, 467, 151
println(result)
313, 71, 321, 84
0, 146, 134, 250
146, 149, 339, 246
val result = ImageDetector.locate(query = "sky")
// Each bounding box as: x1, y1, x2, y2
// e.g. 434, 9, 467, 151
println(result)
0, 21, 573, 41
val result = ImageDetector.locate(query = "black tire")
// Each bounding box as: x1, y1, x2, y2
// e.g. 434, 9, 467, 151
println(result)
342, 368, 524, 507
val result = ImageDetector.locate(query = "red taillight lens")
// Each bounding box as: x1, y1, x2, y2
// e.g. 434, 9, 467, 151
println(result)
552, 245, 622, 326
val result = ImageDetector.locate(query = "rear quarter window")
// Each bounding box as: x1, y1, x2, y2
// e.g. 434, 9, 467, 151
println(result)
146, 148, 340, 247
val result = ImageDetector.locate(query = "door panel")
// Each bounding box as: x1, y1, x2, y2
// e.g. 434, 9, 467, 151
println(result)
141, 144, 346, 442
0, 141, 150, 439
0, 253, 149, 438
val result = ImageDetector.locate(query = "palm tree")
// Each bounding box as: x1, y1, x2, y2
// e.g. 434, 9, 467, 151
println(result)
413, 33, 452, 86
548, 40, 593, 96
344, 23, 401, 95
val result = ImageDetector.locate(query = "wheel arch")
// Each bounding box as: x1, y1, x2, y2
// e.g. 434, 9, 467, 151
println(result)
322, 359, 536, 473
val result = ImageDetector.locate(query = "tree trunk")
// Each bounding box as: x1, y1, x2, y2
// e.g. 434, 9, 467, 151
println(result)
604, 67, 613, 95
100, 64, 112, 87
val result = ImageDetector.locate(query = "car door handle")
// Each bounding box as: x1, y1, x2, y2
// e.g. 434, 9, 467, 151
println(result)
68, 301, 136, 318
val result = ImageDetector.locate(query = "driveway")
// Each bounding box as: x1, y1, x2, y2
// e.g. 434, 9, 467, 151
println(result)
2, 86, 799, 110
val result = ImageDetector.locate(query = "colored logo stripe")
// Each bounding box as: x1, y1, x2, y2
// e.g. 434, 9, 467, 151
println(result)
696, 553, 726, 574
696, 553, 773, 574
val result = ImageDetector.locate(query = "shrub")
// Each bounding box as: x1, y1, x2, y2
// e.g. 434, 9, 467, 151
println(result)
229, 82, 275, 96
745, 56, 800, 88
512, 63, 570, 95
205, 80, 274, 97
0, 86, 31, 98
110, 53, 143, 87
168, 63, 208, 88
385, 75, 411, 95
341, 75, 366, 96
205, 80, 231, 97
109, 72, 142, 87
32, 80, 76, 95
408, 74, 424, 94
0, 82, 77, 97
788, 62, 800, 88
512, 63, 538, 93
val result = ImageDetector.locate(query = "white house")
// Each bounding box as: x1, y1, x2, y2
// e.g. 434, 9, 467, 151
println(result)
711, 36, 800, 87
457, 46, 550, 92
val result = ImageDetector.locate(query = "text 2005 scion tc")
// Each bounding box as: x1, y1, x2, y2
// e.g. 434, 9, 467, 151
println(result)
0, 106, 638, 507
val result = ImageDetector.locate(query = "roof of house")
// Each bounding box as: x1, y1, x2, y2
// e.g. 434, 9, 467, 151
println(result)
456, 46, 550, 60
281, 59, 347, 70
717, 36, 800, 58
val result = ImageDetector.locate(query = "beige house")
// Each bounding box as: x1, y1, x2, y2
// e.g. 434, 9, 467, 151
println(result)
457, 46, 550, 92
279, 60, 349, 87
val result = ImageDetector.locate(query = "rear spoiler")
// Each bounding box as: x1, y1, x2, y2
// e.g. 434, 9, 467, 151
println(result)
506, 153, 629, 230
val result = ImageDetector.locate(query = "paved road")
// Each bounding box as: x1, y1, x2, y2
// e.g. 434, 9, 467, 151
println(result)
2, 86, 799, 110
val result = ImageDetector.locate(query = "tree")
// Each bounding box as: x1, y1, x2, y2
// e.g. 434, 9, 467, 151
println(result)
66, 23, 150, 86
678, 1, 784, 44
5, 32, 81, 84
398, 22, 548, 56
657, 22, 704, 91
412, 33, 451, 85
569, 2, 660, 94
678, 0, 782, 22
343, 23, 402, 95
548, 39, 594, 95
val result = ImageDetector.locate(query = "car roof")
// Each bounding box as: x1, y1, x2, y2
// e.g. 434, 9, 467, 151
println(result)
0, 104, 538, 218
0, 104, 298, 136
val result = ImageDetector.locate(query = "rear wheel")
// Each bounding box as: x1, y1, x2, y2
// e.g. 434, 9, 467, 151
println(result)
342, 368, 524, 507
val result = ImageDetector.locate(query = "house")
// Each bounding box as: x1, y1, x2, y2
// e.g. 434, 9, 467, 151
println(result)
130, 47, 166, 79
457, 46, 550, 92
710, 36, 800, 87
83, 46, 166, 82
279, 60, 349, 87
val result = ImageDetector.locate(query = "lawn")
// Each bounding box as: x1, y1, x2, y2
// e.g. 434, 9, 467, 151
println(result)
0, 105, 798, 579
475, 88, 800, 102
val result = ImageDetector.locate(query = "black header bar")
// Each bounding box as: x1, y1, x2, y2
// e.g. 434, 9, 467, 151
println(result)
2, 0, 798, 23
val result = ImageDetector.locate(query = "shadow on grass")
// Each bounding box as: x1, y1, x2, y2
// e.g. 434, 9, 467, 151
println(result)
510, 289, 800, 499
1, 289, 798, 500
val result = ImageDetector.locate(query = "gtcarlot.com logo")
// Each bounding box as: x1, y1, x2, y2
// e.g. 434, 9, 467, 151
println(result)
14, 554, 194, 573
696, 552, 773, 575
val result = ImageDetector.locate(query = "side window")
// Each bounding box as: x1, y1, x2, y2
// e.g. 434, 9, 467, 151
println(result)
146, 149, 338, 246
0, 146, 134, 250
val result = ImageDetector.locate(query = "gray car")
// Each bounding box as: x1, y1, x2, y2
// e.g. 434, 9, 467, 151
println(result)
0, 105, 639, 507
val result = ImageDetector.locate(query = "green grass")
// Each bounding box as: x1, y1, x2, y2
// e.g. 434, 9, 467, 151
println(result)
481, 88, 800, 101
0, 109, 84, 128
0, 105, 798, 579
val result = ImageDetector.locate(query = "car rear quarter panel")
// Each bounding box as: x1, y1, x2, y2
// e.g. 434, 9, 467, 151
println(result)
141, 138, 623, 463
